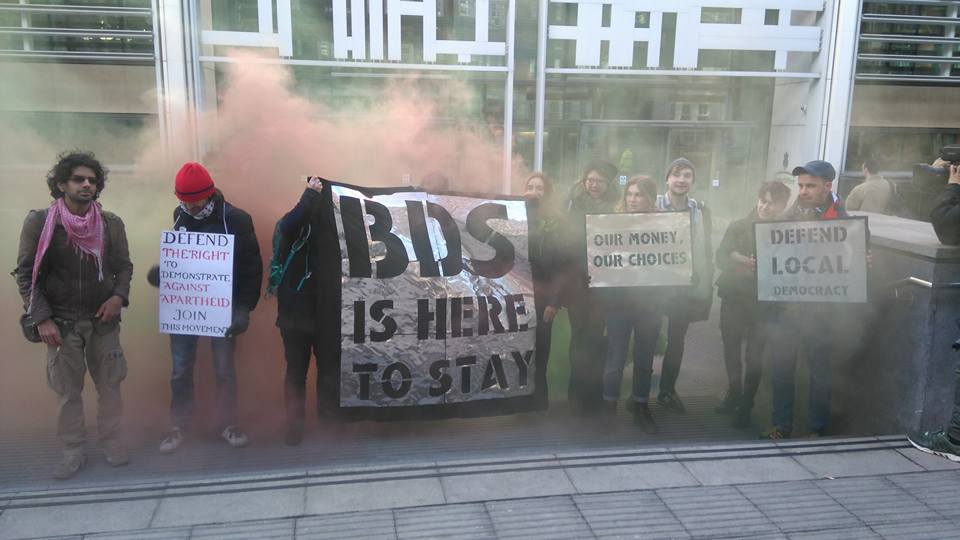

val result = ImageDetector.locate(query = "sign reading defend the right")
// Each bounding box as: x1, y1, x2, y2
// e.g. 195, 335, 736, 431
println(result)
754, 217, 868, 303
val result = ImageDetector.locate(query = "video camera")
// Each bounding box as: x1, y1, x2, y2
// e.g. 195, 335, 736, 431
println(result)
913, 145, 960, 191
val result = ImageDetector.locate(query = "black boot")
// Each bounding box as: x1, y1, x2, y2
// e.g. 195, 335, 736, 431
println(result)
633, 403, 658, 434
731, 404, 752, 429
714, 389, 741, 415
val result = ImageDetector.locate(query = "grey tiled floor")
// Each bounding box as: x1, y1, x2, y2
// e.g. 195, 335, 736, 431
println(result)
46, 469, 960, 540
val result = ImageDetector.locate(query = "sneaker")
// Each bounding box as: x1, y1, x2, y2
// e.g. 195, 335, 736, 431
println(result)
908, 430, 960, 462
760, 426, 791, 440
657, 390, 686, 414
632, 403, 658, 435
714, 390, 740, 415
102, 439, 130, 467
284, 425, 304, 447
159, 428, 184, 455
222, 425, 249, 448
53, 452, 86, 480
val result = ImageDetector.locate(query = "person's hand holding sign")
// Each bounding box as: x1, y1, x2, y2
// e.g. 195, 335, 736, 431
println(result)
543, 305, 559, 323
731, 251, 756, 271
225, 307, 250, 338
306, 177, 323, 192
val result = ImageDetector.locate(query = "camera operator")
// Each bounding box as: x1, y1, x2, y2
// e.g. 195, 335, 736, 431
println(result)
929, 159, 960, 246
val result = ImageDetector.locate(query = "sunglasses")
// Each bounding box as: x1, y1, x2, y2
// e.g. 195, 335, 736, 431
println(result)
68, 175, 98, 184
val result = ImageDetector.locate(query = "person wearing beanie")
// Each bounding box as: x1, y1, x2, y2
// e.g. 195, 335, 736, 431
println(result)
157, 162, 263, 454
653, 158, 715, 415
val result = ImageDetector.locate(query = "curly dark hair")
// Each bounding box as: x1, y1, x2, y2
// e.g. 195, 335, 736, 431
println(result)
46, 150, 107, 200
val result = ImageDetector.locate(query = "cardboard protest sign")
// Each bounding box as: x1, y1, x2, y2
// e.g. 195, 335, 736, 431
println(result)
331, 185, 535, 409
158, 231, 234, 336
755, 217, 868, 303
585, 211, 693, 288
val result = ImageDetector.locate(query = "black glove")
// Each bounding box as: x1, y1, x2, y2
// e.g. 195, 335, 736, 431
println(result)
147, 264, 160, 288
224, 307, 250, 338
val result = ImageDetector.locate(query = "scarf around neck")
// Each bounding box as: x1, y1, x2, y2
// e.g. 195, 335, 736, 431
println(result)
29, 198, 105, 312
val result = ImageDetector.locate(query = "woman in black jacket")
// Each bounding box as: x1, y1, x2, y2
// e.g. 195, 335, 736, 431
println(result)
556, 161, 619, 415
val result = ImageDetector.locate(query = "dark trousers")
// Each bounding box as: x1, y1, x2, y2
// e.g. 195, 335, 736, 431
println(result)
533, 302, 553, 410
169, 334, 237, 431
770, 311, 834, 434
660, 303, 693, 395
949, 360, 960, 442
719, 297, 767, 410
280, 328, 335, 428
567, 289, 606, 413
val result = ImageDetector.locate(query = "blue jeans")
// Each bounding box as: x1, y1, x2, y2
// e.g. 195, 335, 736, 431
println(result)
169, 334, 238, 430
604, 306, 661, 402
770, 311, 834, 434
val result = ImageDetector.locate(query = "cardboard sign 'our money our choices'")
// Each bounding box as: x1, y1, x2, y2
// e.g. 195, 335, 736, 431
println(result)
755, 217, 868, 303
585, 211, 694, 288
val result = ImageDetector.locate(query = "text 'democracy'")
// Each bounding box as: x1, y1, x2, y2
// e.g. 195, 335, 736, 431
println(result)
755, 218, 869, 303
586, 212, 694, 288
158, 231, 235, 337
332, 186, 536, 407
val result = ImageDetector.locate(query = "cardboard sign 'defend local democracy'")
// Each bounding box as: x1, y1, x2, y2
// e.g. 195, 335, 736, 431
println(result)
332, 185, 536, 409
158, 231, 235, 337
586, 211, 694, 288
754, 217, 869, 303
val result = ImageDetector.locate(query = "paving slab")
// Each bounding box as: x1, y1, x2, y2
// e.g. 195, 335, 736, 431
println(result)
573, 490, 690, 539
792, 449, 923, 478
440, 468, 576, 503
657, 485, 779, 538
817, 476, 941, 526
871, 518, 959, 540
682, 456, 814, 486
295, 510, 397, 540
191, 518, 296, 539
395, 502, 495, 539
305, 477, 444, 514
564, 461, 700, 493
86, 528, 191, 539
886, 470, 960, 519
896, 447, 960, 471
150, 486, 306, 527
0, 499, 159, 540
786, 528, 881, 540
738, 481, 861, 533
485, 496, 592, 539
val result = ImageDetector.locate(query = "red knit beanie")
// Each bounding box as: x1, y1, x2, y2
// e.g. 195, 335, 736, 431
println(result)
175, 162, 216, 202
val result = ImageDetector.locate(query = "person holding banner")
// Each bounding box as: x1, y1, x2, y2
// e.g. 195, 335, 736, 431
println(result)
157, 162, 263, 454
559, 161, 619, 415
714, 181, 791, 428
15, 151, 133, 479
763, 160, 847, 440
524, 172, 562, 409
268, 176, 341, 445
601, 176, 663, 432
654, 158, 714, 414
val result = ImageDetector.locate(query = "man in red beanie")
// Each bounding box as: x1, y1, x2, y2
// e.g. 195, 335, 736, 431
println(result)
157, 162, 263, 454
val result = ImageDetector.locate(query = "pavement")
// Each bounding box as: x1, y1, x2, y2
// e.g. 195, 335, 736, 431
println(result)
3, 302, 948, 538
2, 435, 959, 539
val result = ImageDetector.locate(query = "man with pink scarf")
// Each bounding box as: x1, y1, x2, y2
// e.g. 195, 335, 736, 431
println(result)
16, 151, 133, 480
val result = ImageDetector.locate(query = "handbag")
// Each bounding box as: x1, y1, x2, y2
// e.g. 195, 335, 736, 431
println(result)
20, 312, 41, 343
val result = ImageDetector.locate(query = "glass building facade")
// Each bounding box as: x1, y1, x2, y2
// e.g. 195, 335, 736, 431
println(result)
1, 0, 958, 219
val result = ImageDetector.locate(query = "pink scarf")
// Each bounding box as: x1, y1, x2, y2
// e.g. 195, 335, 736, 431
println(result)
29, 198, 105, 312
